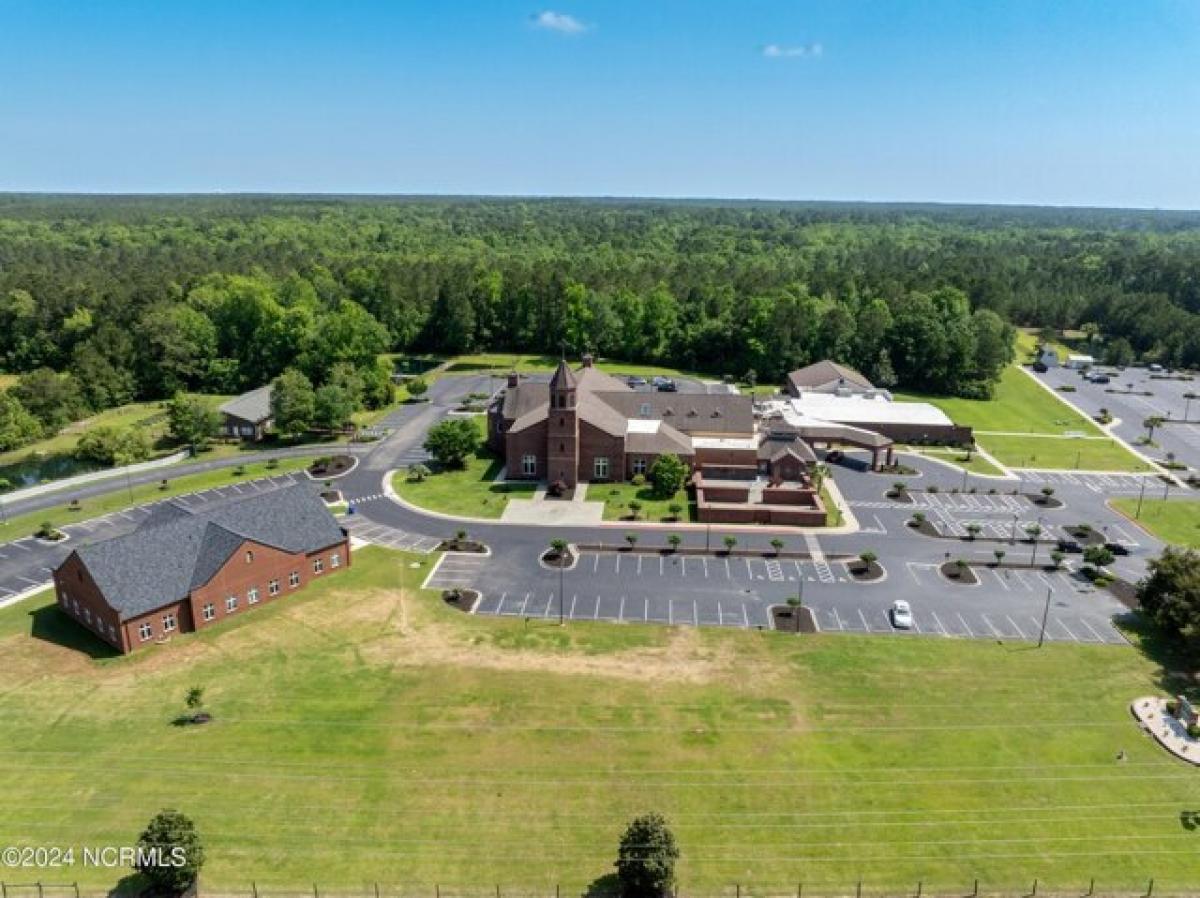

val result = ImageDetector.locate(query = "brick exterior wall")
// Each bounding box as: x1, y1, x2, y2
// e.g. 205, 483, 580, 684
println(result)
546, 399, 579, 486
578, 421, 625, 483
505, 420, 548, 480
53, 554, 126, 652
53, 534, 350, 655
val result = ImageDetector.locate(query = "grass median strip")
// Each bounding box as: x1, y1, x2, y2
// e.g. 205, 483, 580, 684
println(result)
0, 546, 1193, 891
1111, 497, 1200, 547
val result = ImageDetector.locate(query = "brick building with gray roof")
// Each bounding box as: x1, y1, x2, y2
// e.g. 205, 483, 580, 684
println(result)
52, 484, 349, 654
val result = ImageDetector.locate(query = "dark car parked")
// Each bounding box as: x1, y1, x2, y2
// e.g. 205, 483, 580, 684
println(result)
1056, 539, 1084, 554
1105, 542, 1131, 556
656, 379, 678, 392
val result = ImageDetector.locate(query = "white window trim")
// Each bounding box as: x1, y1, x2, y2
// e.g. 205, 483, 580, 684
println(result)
226, 596, 238, 612
202, 603, 215, 622
521, 454, 537, 476
594, 456, 609, 479
138, 623, 153, 642
331, 553, 341, 569
289, 571, 300, 588
269, 579, 280, 596
162, 613, 176, 633
248, 587, 260, 604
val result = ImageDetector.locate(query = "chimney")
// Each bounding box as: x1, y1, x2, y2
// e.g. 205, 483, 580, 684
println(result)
581, 353, 594, 368
507, 371, 519, 388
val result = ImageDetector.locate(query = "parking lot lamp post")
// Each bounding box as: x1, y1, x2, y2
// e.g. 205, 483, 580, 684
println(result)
1010, 513, 1019, 545
1186, 393, 1196, 422
1136, 478, 1147, 519
960, 466, 968, 492
1163, 479, 1171, 502
1037, 586, 1053, 648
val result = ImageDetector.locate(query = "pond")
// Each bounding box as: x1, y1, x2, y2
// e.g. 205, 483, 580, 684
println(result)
0, 453, 105, 493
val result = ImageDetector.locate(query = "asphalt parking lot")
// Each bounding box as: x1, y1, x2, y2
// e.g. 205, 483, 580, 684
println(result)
441, 543, 1129, 644
344, 518, 442, 553
0, 472, 309, 603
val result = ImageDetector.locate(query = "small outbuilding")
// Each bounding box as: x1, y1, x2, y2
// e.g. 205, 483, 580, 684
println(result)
1065, 354, 1095, 370
220, 386, 273, 440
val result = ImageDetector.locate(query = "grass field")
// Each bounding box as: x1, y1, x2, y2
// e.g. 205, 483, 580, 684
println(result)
896, 367, 1150, 471
0, 456, 313, 543
902, 446, 1009, 477
390, 419, 535, 519
0, 546, 1195, 894
1111, 497, 1200, 547
595, 481, 696, 522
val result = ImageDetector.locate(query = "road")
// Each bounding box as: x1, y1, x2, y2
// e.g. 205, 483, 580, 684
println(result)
0, 373, 1155, 645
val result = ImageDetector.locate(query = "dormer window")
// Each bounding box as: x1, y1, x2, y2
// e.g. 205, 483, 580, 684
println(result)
245, 550, 254, 563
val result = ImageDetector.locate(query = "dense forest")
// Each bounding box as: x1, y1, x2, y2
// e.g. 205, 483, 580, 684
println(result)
3, 194, 1200, 451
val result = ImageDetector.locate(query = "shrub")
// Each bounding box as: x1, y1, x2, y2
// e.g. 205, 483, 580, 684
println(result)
631, 473, 647, 487
423, 418, 481, 469
927, 484, 939, 493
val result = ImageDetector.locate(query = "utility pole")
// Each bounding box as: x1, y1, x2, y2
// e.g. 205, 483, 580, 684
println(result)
1038, 586, 1053, 647
559, 555, 565, 625
1136, 477, 1147, 519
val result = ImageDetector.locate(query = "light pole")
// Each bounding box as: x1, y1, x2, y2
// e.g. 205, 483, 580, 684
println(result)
1010, 513, 1019, 545
558, 552, 565, 625
960, 466, 969, 492
1037, 586, 1053, 648
1136, 477, 1147, 519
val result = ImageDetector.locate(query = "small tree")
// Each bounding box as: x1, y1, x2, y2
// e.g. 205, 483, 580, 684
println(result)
892, 481, 908, 494
1050, 549, 1065, 569
965, 523, 982, 541
455, 529, 468, 542
1144, 415, 1165, 441
549, 537, 568, 562
135, 809, 205, 895
406, 377, 429, 401
185, 687, 204, 714
722, 535, 737, 555
993, 549, 1006, 566
1025, 523, 1042, 541
625, 532, 639, 550
407, 463, 430, 482
615, 813, 679, 898
911, 511, 926, 525
1084, 545, 1115, 568
423, 418, 480, 469
858, 550, 877, 572
648, 454, 688, 499
770, 538, 785, 557
667, 502, 683, 521
1040, 486, 1056, 503
667, 533, 682, 553
166, 392, 220, 453
628, 500, 643, 520
270, 368, 316, 438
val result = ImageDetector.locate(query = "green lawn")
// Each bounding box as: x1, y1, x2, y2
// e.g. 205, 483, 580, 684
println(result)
1111, 497, 1200, 547
904, 446, 1009, 477
983, 434, 1153, 472
0, 546, 1195, 893
390, 419, 535, 519
896, 367, 1150, 471
0, 456, 313, 543
894, 367, 1100, 436
595, 481, 696, 522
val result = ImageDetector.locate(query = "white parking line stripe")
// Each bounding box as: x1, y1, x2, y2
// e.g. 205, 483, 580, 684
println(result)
1056, 618, 1080, 642
930, 610, 948, 636
956, 612, 974, 637
991, 569, 1010, 591
858, 608, 870, 631
619, 596, 625, 621
1079, 618, 1108, 642
1005, 615, 1027, 638
832, 607, 845, 631
724, 558, 731, 579
593, 554, 600, 573
742, 604, 749, 628
980, 614, 1002, 638
520, 593, 531, 615
744, 557, 752, 578
637, 555, 643, 575
569, 594, 577, 618
693, 600, 699, 625
1030, 616, 1047, 639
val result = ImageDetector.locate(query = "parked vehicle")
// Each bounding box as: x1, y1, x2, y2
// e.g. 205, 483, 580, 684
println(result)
891, 600, 914, 630
1089, 374, 1110, 384
1032, 361, 1048, 373
1149, 363, 1164, 373
626, 376, 648, 388
656, 379, 678, 392
1105, 542, 1131, 556
1057, 539, 1083, 554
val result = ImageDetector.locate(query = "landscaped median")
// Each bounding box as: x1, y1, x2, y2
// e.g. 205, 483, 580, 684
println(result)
1111, 496, 1200, 548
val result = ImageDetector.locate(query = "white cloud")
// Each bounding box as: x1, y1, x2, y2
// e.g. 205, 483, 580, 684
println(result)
531, 10, 589, 34
763, 42, 823, 59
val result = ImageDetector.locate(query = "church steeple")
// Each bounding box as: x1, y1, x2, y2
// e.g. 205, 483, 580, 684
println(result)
549, 358, 577, 409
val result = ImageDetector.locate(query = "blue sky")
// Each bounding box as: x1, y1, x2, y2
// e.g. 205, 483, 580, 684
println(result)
1, 0, 1198, 207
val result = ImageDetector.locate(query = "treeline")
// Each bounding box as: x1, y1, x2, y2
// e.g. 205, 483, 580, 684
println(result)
3, 196, 1200, 436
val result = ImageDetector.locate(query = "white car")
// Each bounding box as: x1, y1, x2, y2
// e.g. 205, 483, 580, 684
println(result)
891, 600, 914, 630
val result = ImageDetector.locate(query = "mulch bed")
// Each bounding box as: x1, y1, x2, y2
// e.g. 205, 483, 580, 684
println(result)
320, 489, 343, 503
848, 560, 885, 582
1029, 494, 1065, 509
771, 605, 818, 633
575, 543, 822, 561
541, 547, 576, 568
939, 561, 980, 585
1064, 526, 1106, 546
437, 539, 488, 553
885, 490, 914, 504
309, 454, 355, 477
442, 588, 480, 612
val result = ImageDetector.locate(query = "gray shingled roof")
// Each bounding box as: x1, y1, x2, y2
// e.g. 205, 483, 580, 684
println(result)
786, 361, 873, 392
71, 484, 344, 620
593, 392, 754, 435
219, 385, 273, 424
